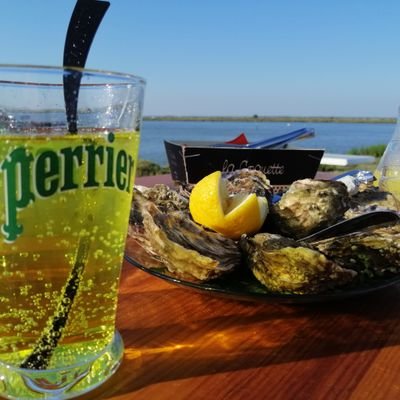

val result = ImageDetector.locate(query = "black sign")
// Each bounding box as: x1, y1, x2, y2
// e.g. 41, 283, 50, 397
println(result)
165, 141, 324, 189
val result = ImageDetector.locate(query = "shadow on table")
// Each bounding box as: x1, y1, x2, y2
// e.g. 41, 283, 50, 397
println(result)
84, 283, 400, 399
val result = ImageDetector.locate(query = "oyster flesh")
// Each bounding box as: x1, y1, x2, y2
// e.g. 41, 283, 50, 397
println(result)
311, 221, 400, 279
130, 197, 241, 282
271, 179, 351, 238
240, 233, 357, 294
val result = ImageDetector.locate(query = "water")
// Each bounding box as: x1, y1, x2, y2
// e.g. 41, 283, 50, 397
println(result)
0, 131, 138, 398
139, 120, 395, 166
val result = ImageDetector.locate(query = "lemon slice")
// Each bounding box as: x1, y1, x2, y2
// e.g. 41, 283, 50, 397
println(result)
189, 171, 227, 224
189, 171, 269, 239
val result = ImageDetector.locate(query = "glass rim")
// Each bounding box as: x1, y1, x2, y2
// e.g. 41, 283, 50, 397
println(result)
0, 64, 146, 86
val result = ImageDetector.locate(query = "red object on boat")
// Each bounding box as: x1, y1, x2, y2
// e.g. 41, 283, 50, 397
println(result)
225, 133, 249, 145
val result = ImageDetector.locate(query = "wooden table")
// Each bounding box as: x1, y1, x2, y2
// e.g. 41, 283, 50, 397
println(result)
81, 175, 400, 400
82, 262, 400, 400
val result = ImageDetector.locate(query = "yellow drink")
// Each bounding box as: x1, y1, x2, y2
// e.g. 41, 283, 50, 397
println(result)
377, 165, 400, 206
0, 131, 139, 398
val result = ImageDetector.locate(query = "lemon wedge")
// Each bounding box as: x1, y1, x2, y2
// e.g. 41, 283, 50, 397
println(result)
189, 171, 268, 239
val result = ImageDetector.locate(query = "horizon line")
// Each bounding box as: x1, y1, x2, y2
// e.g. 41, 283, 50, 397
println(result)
143, 115, 396, 123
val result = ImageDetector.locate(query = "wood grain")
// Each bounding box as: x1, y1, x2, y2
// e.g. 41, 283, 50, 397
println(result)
79, 262, 400, 400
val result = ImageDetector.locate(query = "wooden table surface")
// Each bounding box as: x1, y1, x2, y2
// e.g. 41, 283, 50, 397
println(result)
82, 261, 400, 400
81, 174, 400, 400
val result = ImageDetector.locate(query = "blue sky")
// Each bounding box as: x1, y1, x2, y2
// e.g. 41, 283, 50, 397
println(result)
2, 0, 400, 117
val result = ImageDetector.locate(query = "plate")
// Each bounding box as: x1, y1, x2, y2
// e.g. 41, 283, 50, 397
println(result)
124, 236, 400, 304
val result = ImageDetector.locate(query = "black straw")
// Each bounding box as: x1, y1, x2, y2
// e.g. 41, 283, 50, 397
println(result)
20, 0, 110, 370
20, 239, 90, 370
63, 0, 110, 134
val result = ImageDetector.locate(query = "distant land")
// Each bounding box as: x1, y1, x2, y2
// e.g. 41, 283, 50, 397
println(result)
143, 115, 396, 124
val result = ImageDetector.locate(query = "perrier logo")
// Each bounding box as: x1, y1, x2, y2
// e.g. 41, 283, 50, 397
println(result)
0, 132, 134, 242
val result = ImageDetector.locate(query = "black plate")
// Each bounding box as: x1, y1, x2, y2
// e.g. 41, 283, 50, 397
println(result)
124, 236, 400, 304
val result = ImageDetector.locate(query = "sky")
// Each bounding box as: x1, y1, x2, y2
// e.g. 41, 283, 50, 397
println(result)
2, 0, 400, 118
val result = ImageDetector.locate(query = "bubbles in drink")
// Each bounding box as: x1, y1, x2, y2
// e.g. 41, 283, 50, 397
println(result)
0, 131, 140, 371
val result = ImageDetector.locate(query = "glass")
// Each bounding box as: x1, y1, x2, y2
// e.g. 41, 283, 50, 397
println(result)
379, 164, 400, 208
377, 138, 400, 206
0, 65, 145, 399
375, 106, 400, 184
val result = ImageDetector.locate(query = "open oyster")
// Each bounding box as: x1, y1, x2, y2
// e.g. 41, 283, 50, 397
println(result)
223, 169, 273, 199
128, 169, 400, 294
240, 233, 357, 294
311, 221, 400, 279
345, 186, 399, 218
130, 185, 189, 234
271, 179, 351, 238
135, 184, 189, 212
129, 192, 241, 282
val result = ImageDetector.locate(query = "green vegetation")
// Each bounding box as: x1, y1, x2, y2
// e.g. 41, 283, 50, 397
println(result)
136, 159, 170, 177
348, 144, 386, 158
144, 115, 396, 124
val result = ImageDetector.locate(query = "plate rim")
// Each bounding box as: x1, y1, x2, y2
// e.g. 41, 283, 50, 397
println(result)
124, 247, 400, 304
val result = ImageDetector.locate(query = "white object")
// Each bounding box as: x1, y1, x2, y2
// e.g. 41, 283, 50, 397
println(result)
336, 175, 359, 195
320, 153, 375, 167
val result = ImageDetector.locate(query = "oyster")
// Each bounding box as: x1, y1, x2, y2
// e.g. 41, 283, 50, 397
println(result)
240, 233, 357, 294
129, 185, 189, 239
311, 222, 400, 279
271, 179, 351, 238
130, 196, 241, 282
129, 189, 156, 254
345, 186, 399, 219
135, 184, 189, 213
223, 168, 273, 199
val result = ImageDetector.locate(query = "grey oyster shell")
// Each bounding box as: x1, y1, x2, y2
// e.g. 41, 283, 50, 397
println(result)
240, 233, 357, 294
345, 186, 399, 219
223, 168, 273, 199
135, 184, 188, 213
130, 185, 189, 231
129, 195, 241, 282
271, 179, 351, 238
311, 221, 400, 279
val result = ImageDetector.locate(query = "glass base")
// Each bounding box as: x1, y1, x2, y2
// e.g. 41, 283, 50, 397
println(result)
0, 330, 124, 400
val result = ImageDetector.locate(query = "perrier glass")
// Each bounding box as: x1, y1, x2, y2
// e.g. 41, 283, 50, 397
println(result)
0, 65, 145, 399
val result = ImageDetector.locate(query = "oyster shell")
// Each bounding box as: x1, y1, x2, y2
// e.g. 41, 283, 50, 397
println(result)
271, 179, 351, 238
311, 221, 400, 279
130, 195, 241, 282
135, 184, 189, 213
223, 168, 273, 199
240, 233, 357, 294
345, 186, 399, 218
129, 185, 189, 240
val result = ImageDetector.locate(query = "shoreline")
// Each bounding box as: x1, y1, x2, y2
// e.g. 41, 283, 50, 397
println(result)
143, 115, 396, 124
